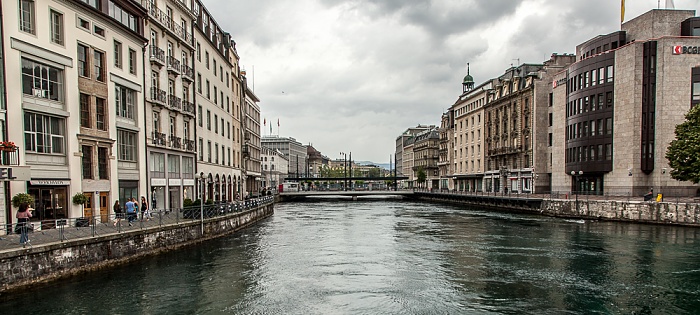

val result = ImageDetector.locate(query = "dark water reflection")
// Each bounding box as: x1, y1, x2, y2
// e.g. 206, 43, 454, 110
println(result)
2, 199, 700, 314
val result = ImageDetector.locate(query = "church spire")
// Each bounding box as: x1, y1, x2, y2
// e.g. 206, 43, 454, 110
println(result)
462, 63, 474, 93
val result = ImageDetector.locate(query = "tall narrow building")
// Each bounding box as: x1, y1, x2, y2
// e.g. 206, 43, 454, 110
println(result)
193, 1, 238, 202
242, 74, 261, 197
141, 0, 197, 210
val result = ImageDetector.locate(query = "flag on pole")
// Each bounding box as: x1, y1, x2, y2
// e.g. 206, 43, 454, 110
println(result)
666, 0, 675, 9
263, 118, 266, 126
621, 0, 625, 23
277, 118, 280, 127
270, 123, 272, 134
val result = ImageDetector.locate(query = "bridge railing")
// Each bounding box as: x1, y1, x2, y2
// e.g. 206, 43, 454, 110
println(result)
0, 196, 274, 251
411, 188, 700, 204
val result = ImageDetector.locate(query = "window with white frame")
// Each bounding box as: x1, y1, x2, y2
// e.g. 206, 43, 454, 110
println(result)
22, 58, 64, 102
50, 10, 63, 45
182, 156, 193, 178
78, 44, 90, 77
117, 129, 136, 161
115, 84, 135, 119
150, 152, 165, 177
168, 154, 180, 178
19, 0, 35, 34
24, 112, 65, 154
114, 40, 122, 68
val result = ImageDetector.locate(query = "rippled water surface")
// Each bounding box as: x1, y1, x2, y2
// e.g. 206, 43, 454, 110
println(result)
3, 199, 700, 314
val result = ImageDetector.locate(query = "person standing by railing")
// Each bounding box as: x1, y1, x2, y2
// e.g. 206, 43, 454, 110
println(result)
125, 198, 136, 226
16, 203, 32, 246
140, 196, 150, 221
113, 200, 123, 226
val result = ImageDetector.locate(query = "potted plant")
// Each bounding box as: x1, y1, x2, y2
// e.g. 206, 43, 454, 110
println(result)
0, 141, 18, 152
11, 193, 34, 208
72, 193, 91, 226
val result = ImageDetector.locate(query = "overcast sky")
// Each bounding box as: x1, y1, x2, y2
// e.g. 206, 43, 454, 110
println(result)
204, 0, 700, 163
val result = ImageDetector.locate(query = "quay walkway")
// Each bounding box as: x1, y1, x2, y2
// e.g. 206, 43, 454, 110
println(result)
0, 197, 273, 253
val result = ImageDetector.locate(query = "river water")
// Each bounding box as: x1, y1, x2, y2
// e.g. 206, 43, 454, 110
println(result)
2, 199, 700, 314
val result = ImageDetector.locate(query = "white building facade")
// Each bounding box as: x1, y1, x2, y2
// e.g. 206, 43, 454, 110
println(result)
2, 0, 148, 229
141, 0, 197, 210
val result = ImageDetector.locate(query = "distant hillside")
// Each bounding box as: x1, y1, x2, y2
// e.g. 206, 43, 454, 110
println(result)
356, 161, 392, 170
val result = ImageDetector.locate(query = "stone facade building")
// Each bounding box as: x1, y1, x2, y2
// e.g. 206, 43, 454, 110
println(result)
412, 127, 439, 189
555, 9, 700, 196
395, 125, 433, 188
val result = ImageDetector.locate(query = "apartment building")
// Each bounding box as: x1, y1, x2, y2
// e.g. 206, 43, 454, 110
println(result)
242, 75, 261, 196
438, 111, 453, 190
412, 128, 439, 189
394, 125, 433, 188
401, 137, 414, 188
228, 41, 244, 199
142, 0, 196, 209
192, 1, 238, 202
306, 144, 323, 178
2, 0, 148, 227
261, 135, 306, 179
451, 71, 488, 192
261, 146, 288, 190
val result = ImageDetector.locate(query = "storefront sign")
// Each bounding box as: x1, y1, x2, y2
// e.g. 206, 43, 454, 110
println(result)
673, 46, 700, 55
0, 166, 31, 181
30, 179, 70, 185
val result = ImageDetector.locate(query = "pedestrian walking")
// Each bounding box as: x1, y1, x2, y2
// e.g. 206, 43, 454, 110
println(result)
140, 196, 150, 221
113, 200, 123, 226
16, 203, 32, 247
125, 197, 136, 226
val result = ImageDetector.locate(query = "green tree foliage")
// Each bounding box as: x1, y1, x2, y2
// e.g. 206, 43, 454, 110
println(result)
417, 167, 427, 187
666, 105, 700, 183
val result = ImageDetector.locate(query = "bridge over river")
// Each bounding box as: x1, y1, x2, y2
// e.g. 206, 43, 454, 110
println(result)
278, 189, 415, 201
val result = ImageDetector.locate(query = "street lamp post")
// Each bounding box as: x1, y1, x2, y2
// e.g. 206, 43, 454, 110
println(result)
197, 172, 205, 235
662, 167, 667, 202
340, 152, 347, 191
570, 170, 583, 211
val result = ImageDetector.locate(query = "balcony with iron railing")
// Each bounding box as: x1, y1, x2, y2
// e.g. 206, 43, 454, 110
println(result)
181, 63, 194, 81
168, 94, 182, 111
149, 46, 165, 66
169, 135, 182, 149
0, 144, 20, 166
152, 131, 166, 146
185, 139, 196, 152
182, 100, 195, 116
150, 87, 167, 105
142, 1, 194, 47
166, 56, 181, 74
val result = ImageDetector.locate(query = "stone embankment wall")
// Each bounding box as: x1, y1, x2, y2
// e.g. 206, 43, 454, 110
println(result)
416, 193, 700, 226
541, 199, 700, 224
0, 204, 274, 293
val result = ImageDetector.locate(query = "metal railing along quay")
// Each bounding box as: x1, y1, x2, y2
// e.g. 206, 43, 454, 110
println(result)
0, 196, 274, 252
411, 188, 700, 204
